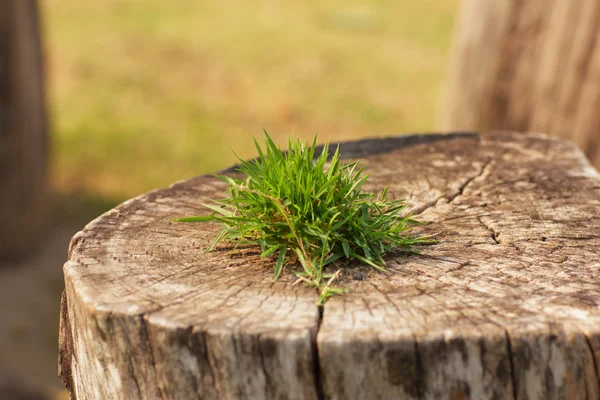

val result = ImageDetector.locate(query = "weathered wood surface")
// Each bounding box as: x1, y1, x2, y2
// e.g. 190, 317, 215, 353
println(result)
442, 0, 600, 169
60, 132, 600, 400
0, 0, 48, 258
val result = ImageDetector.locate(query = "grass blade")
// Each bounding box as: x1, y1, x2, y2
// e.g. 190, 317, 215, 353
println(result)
261, 245, 279, 258
202, 202, 234, 217
273, 247, 287, 280
176, 216, 214, 222
342, 240, 350, 258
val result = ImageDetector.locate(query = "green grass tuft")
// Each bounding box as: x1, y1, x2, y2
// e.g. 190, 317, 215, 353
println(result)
178, 131, 430, 304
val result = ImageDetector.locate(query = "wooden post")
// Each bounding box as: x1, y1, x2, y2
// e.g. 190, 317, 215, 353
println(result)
442, 0, 600, 169
59, 132, 600, 399
0, 0, 48, 258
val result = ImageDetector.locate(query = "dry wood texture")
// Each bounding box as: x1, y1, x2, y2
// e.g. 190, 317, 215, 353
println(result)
0, 0, 48, 258
60, 132, 600, 400
442, 0, 600, 169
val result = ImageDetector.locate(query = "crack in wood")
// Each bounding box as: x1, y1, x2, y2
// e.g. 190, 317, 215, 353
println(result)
446, 159, 492, 204
313, 306, 325, 400
413, 339, 424, 400
412, 158, 492, 216
138, 314, 164, 399
436, 262, 471, 278
478, 217, 501, 245
257, 334, 275, 400
504, 330, 518, 400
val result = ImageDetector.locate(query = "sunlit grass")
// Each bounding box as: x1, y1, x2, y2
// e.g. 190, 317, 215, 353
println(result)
178, 132, 429, 303
43, 0, 458, 200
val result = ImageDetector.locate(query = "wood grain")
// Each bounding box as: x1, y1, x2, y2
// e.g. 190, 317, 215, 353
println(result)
0, 0, 48, 258
442, 0, 600, 169
60, 132, 600, 399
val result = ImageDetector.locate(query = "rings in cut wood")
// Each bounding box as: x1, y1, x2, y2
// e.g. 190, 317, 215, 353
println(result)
60, 132, 600, 400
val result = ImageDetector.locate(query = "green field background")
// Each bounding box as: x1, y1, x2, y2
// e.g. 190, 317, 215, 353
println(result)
44, 0, 459, 203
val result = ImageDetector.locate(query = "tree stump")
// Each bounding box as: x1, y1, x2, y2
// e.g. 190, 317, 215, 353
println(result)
442, 0, 600, 169
59, 132, 600, 400
0, 0, 48, 258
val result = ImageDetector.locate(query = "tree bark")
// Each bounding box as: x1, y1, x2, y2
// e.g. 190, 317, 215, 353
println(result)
442, 0, 600, 169
0, 0, 48, 258
59, 132, 600, 399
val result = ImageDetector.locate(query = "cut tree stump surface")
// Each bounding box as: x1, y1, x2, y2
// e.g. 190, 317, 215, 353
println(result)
59, 132, 600, 400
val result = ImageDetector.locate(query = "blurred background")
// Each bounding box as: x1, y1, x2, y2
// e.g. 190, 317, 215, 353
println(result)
1, 1, 459, 398
5, 0, 600, 398
49, 0, 458, 201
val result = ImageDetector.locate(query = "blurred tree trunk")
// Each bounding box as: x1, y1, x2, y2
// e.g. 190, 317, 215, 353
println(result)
0, 0, 48, 259
442, 0, 600, 169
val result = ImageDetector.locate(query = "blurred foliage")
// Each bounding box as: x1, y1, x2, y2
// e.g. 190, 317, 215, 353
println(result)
43, 0, 458, 200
